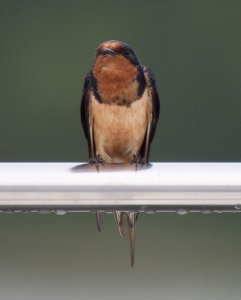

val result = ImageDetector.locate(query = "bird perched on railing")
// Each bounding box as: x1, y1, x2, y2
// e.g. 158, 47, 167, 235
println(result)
80, 40, 160, 267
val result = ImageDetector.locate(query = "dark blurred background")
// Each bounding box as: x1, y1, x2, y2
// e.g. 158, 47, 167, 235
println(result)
0, 1, 241, 299
0, 0, 240, 162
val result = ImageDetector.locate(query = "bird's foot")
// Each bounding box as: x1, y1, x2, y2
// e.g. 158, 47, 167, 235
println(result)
130, 154, 146, 171
89, 154, 105, 172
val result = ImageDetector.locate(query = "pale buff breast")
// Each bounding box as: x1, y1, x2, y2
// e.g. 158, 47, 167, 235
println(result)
90, 88, 151, 163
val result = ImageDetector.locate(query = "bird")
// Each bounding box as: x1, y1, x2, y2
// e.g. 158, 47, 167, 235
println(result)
80, 40, 160, 267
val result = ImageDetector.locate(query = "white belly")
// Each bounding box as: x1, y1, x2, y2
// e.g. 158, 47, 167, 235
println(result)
90, 89, 151, 163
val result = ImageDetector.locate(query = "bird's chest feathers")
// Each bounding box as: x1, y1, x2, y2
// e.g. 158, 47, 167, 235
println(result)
93, 55, 139, 105
90, 88, 151, 162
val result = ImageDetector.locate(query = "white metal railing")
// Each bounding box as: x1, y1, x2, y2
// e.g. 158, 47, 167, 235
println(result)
0, 163, 241, 214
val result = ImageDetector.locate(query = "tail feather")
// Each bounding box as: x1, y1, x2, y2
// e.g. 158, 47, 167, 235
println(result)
96, 211, 138, 267
96, 211, 104, 232
115, 211, 125, 237
127, 212, 137, 268
115, 211, 138, 267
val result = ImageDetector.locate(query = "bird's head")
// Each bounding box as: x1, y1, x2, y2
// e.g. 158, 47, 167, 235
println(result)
95, 40, 141, 66
92, 40, 145, 105
92, 40, 143, 84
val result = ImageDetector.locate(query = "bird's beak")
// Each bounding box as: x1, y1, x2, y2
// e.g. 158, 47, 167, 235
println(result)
102, 48, 117, 56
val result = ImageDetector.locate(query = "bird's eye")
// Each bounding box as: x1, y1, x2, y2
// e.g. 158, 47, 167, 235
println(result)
124, 50, 131, 56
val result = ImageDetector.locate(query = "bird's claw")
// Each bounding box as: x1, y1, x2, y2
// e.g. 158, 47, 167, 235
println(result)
89, 154, 105, 172
130, 154, 146, 170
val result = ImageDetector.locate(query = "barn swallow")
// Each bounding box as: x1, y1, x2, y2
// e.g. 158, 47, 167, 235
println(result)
80, 40, 160, 266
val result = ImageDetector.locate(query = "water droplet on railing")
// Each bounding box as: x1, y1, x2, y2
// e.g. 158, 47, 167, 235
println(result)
39, 210, 51, 215
54, 209, 67, 216
235, 205, 241, 210
202, 210, 212, 214
141, 206, 148, 211
176, 209, 188, 215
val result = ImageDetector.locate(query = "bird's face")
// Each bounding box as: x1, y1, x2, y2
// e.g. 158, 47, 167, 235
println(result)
93, 40, 142, 79
95, 40, 141, 67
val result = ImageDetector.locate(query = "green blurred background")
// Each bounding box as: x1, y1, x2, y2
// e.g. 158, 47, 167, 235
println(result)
0, 0, 240, 162
0, 1, 241, 299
